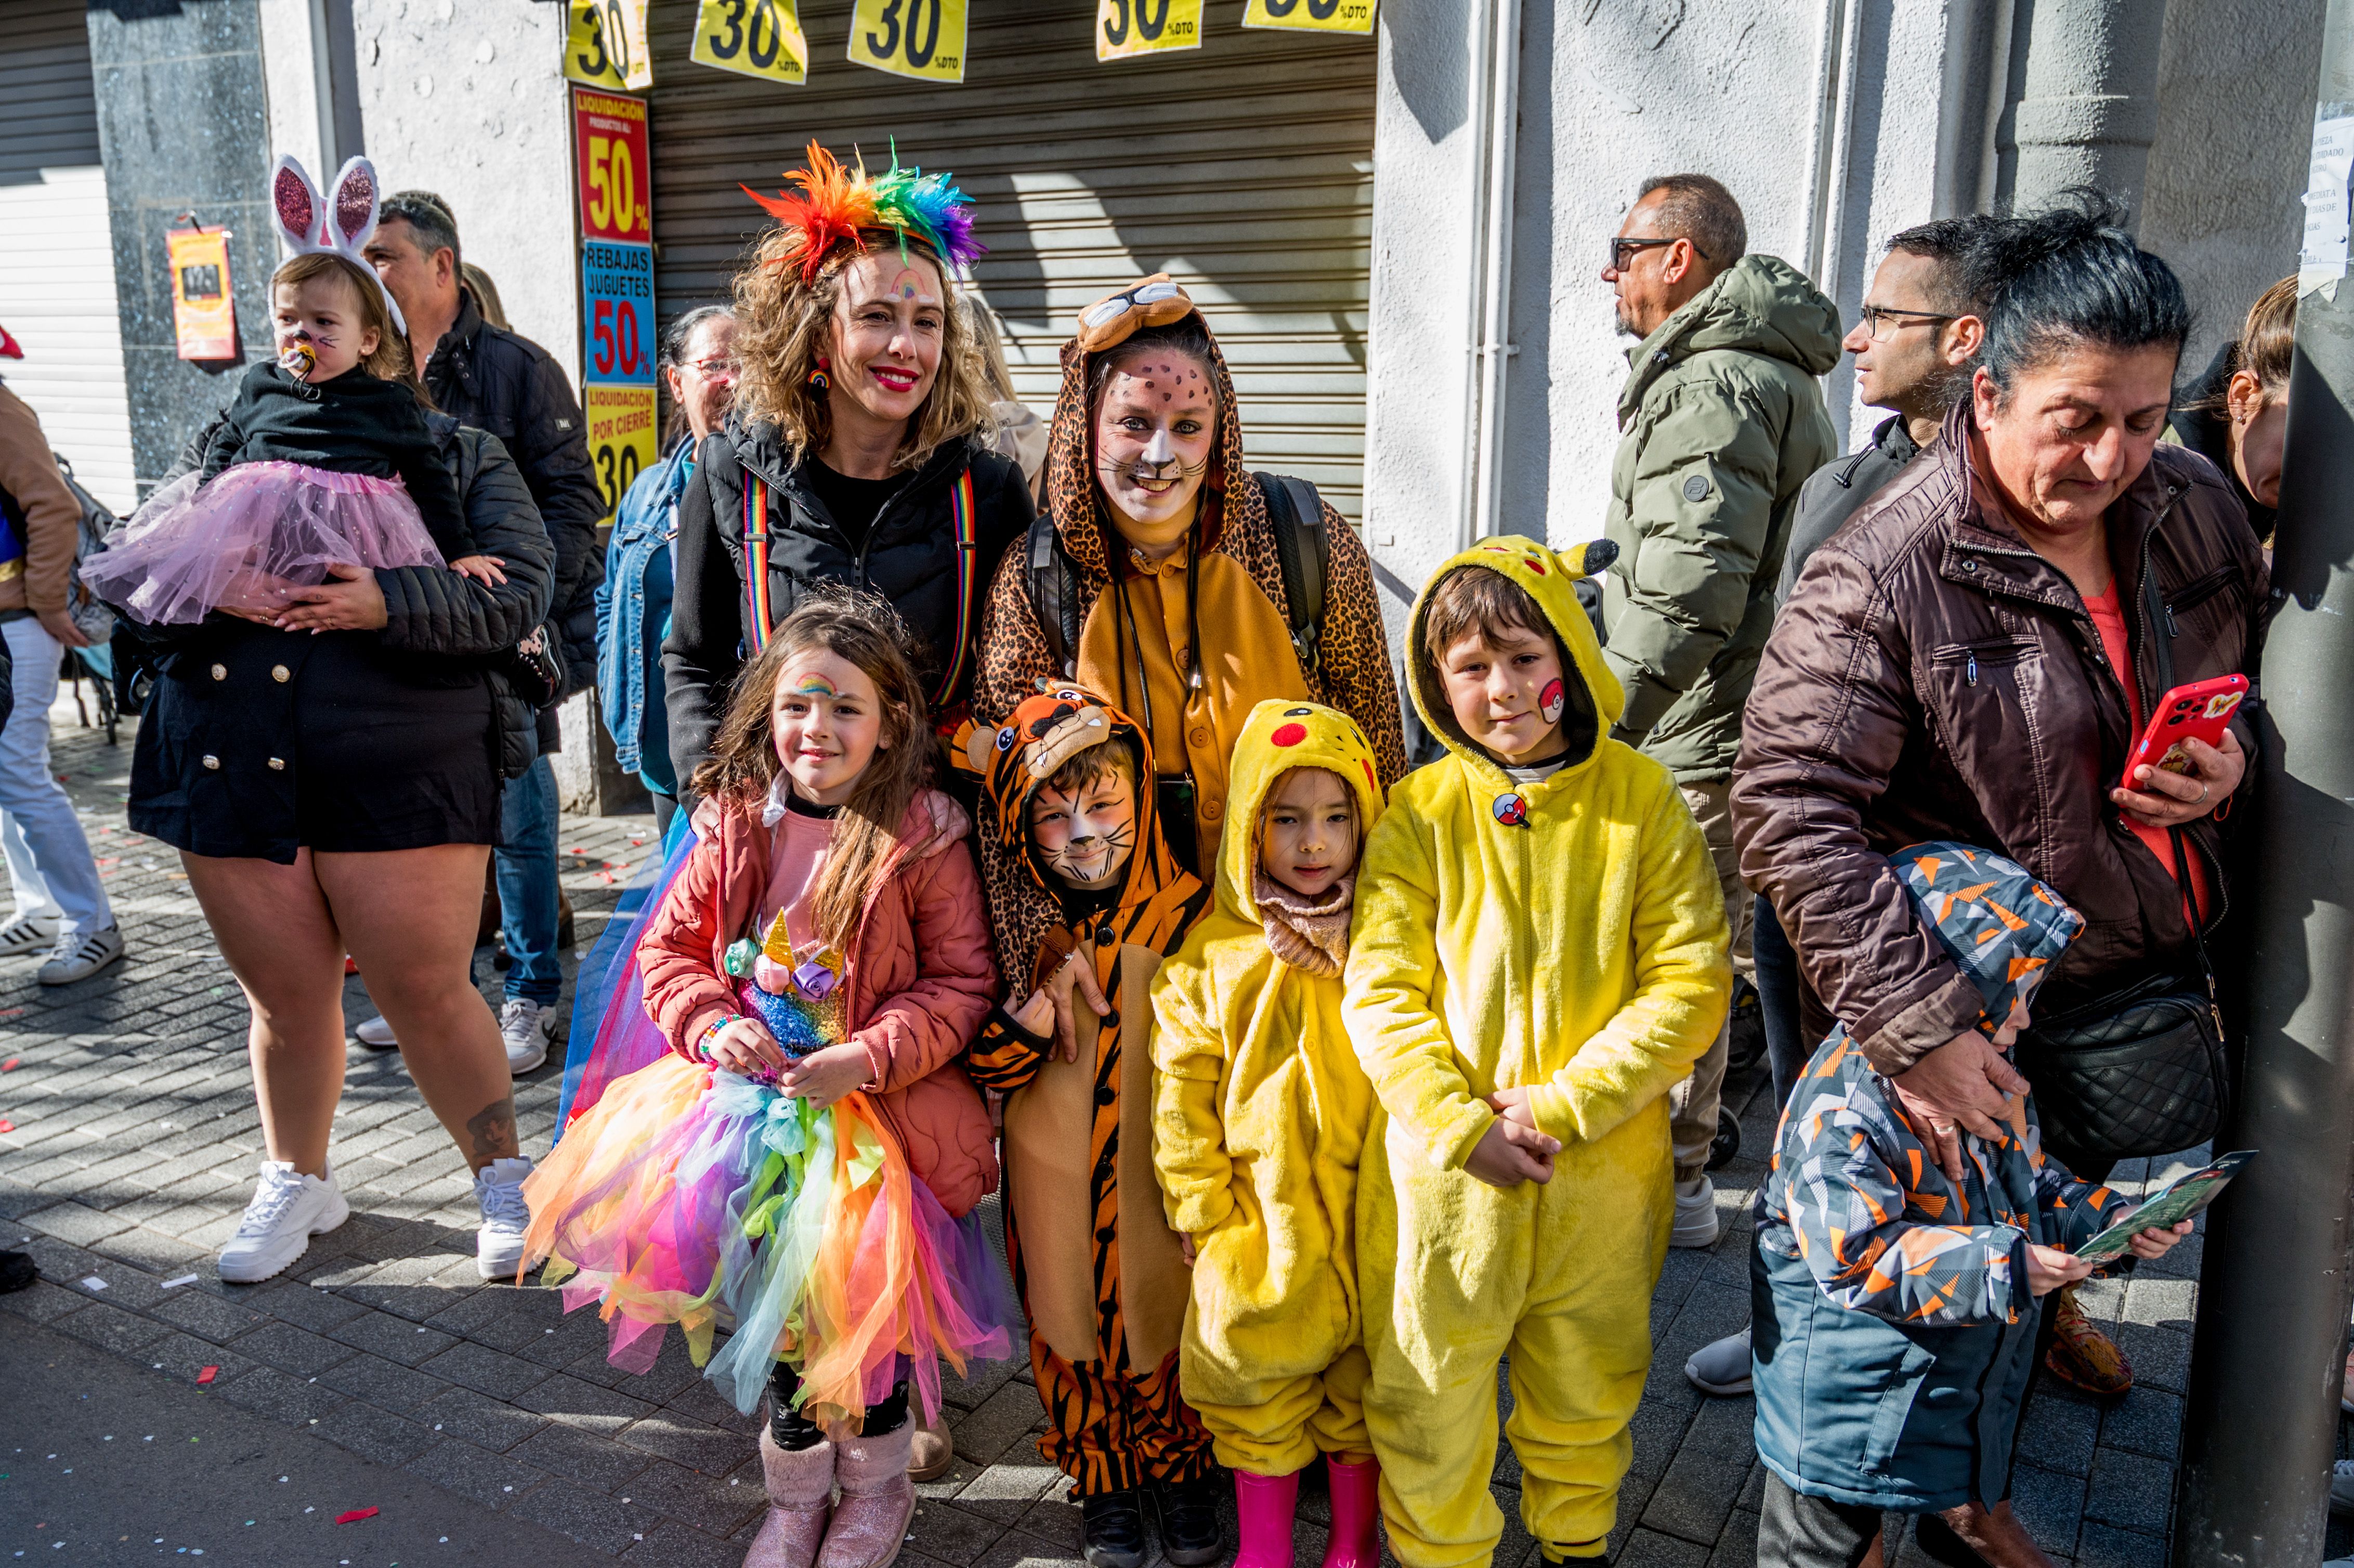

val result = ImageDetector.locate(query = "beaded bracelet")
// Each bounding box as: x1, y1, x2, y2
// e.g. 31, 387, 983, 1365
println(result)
695, 1013, 749, 1063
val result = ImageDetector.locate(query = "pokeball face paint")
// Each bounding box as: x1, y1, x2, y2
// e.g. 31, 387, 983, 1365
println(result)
1493, 793, 1529, 828
1540, 678, 1565, 726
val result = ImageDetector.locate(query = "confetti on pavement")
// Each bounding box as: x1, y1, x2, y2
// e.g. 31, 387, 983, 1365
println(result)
194, 1367, 217, 1386
161, 1275, 199, 1289
334, 1508, 378, 1525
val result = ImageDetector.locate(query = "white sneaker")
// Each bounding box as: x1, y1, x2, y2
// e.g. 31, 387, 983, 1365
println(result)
500, 998, 553, 1074
354, 1015, 398, 1050
218, 1160, 349, 1284
475, 1156, 533, 1280
37, 924, 124, 985
0, 912, 59, 956
1672, 1174, 1721, 1249
1685, 1327, 1754, 1395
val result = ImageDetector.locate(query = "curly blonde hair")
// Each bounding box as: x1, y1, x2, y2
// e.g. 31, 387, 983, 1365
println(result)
731, 232, 994, 472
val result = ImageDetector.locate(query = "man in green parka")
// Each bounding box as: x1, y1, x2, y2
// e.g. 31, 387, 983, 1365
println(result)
1597, 174, 1841, 1249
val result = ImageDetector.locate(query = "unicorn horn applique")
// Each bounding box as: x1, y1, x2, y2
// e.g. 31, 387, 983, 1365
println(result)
271, 153, 407, 337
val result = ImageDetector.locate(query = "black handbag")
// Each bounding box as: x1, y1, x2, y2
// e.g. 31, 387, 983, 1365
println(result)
2015, 563, 2234, 1162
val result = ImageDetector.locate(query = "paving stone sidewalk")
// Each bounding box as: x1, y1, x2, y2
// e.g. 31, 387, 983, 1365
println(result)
0, 698, 2222, 1566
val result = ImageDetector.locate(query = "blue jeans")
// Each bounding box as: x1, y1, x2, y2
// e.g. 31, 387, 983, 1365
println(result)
495, 754, 561, 1007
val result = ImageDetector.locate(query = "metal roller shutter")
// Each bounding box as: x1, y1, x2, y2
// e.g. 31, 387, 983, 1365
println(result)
0, 1, 137, 512
646, 3, 1376, 521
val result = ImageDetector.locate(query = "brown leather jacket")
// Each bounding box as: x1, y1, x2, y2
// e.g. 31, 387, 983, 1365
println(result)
1731, 402, 2265, 1074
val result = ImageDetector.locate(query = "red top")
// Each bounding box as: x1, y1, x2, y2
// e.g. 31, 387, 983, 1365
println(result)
2083, 582, 2212, 921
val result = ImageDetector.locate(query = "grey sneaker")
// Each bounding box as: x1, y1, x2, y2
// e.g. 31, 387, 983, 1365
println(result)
500, 998, 552, 1074
0, 912, 59, 956
218, 1160, 349, 1283
1684, 1327, 1754, 1396
475, 1156, 533, 1280
2333, 1459, 2354, 1517
1672, 1174, 1721, 1249
354, 1015, 398, 1050
37, 924, 124, 985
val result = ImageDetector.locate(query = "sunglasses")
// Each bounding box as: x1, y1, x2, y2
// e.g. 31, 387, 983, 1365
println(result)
1608, 236, 1706, 271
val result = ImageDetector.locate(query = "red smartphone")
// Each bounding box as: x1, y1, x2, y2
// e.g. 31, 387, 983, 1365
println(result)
2124, 674, 2249, 781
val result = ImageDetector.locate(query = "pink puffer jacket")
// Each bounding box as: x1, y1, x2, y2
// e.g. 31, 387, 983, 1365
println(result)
637, 789, 1000, 1218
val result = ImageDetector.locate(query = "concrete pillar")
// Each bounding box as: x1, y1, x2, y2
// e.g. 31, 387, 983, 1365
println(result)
86, 1, 277, 499
1999, 0, 2171, 220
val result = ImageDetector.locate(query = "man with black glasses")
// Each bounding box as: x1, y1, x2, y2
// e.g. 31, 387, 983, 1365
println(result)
1597, 173, 1841, 1252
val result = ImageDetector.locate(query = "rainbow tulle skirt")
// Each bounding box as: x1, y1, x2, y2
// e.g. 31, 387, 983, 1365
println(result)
518, 1052, 1014, 1426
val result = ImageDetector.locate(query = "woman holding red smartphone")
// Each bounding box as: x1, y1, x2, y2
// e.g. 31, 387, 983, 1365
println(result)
1733, 191, 2263, 1447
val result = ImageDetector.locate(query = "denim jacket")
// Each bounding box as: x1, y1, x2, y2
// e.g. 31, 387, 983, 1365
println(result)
596, 436, 692, 793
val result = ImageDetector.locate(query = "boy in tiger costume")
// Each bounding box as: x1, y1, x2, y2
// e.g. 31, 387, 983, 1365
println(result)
966, 688, 1220, 1568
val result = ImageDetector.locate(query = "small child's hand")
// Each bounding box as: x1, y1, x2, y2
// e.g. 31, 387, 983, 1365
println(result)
704, 1015, 786, 1077
1487, 1086, 1542, 1131
1179, 1233, 1197, 1267
777, 1042, 871, 1111
1464, 1116, 1559, 1190
2024, 1243, 2095, 1297
1041, 948, 1110, 1063
449, 554, 508, 587
2122, 1218, 2195, 1260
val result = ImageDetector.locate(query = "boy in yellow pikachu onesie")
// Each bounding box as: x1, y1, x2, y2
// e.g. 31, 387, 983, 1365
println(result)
1152, 699, 1388, 1568
1345, 538, 1730, 1568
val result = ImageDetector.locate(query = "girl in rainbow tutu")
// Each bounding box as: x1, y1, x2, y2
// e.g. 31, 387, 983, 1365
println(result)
521, 587, 1013, 1568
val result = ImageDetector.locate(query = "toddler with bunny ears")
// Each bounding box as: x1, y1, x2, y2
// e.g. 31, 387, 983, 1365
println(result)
84, 155, 499, 627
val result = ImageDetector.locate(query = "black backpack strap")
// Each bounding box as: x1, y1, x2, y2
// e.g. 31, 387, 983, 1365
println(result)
1255, 472, 1329, 677
1027, 508, 1081, 680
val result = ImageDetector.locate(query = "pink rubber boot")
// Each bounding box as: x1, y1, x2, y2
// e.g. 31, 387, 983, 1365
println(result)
1320, 1455, 1381, 1568
817, 1417, 917, 1568
744, 1426, 834, 1568
1235, 1469, 1301, 1568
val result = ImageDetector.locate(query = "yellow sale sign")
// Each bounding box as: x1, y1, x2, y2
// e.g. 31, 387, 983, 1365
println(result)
1097, 0, 1202, 61
167, 226, 237, 361
692, 0, 809, 86
584, 384, 659, 525
847, 0, 966, 82
1243, 0, 1375, 33
565, 0, 652, 92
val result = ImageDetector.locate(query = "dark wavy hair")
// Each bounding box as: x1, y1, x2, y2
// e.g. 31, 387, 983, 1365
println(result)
1978, 190, 2189, 399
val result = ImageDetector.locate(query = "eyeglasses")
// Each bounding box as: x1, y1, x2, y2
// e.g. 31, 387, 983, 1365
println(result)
683, 356, 739, 378
1607, 236, 1704, 272
1856, 305, 1956, 341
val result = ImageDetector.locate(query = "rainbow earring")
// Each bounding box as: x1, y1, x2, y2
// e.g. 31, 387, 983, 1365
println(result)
808, 354, 831, 391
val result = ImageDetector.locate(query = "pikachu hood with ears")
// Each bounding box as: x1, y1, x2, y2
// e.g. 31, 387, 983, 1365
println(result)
1149, 699, 1385, 1473
1341, 537, 1732, 1560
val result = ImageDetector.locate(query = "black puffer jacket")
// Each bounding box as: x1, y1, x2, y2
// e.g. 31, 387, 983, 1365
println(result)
663, 416, 1031, 794
132, 411, 556, 778
422, 287, 606, 742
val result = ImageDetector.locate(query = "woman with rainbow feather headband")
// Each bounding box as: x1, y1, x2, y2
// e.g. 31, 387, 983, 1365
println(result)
522, 589, 1015, 1568
663, 140, 1036, 819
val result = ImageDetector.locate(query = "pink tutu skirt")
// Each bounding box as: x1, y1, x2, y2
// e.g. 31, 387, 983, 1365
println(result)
84, 460, 446, 625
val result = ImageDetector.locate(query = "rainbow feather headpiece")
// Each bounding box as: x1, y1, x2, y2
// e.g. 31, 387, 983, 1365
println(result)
743, 141, 983, 286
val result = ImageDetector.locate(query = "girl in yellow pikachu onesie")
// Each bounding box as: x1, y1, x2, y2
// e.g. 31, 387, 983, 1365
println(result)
1151, 698, 1387, 1568
1345, 538, 1729, 1568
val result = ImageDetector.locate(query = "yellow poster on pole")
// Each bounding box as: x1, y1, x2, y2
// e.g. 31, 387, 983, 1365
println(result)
167, 227, 237, 361
847, 0, 967, 82
565, 0, 652, 92
1242, 0, 1376, 34
583, 385, 659, 525
692, 0, 809, 86
1096, 0, 1202, 61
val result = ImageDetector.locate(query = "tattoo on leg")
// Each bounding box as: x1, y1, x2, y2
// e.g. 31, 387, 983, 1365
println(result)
466, 1097, 519, 1161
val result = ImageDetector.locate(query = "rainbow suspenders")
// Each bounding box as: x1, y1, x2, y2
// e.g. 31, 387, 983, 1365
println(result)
741, 468, 979, 709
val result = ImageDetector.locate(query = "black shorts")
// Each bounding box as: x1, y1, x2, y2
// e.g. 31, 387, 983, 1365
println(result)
130, 625, 500, 863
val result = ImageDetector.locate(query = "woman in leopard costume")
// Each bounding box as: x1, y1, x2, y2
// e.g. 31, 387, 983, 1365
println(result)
969, 275, 1405, 991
